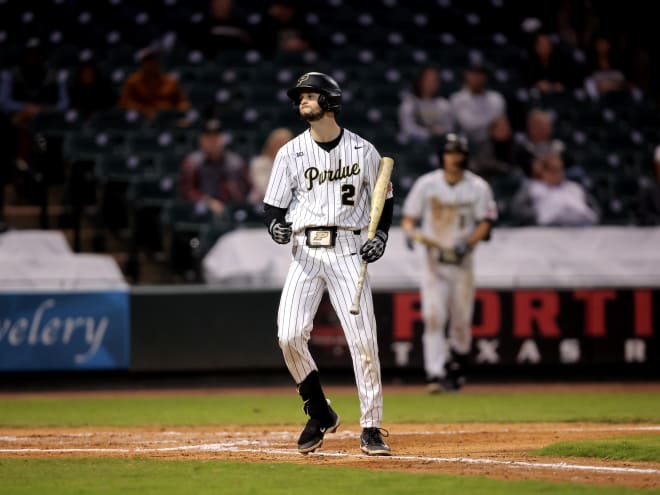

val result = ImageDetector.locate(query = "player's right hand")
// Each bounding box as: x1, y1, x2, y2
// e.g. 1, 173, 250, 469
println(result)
269, 219, 293, 244
404, 230, 416, 251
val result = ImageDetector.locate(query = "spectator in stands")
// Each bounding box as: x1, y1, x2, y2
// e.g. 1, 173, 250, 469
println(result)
248, 127, 293, 205
256, 0, 315, 57
0, 39, 69, 127
0, 39, 68, 203
449, 60, 506, 158
522, 31, 576, 92
178, 118, 250, 216
637, 145, 660, 225
583, 32, 629, 100
470, 115, 516, 180
0, 111, 16, 230
510, 152, 599, 226
513, 108, 568, 178
398, 65, 454, 144
118, 46, 190, 119
68, 52, 117, 121
188, 0, 253, 60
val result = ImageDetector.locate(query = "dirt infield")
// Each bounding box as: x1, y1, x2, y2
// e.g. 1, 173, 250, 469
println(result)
1, 384, 659, 489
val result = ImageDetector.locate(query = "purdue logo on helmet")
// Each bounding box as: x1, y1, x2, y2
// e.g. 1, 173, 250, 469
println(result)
287, 72, 342, 114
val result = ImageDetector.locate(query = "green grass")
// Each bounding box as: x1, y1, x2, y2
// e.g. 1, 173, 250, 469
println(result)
535, 434, 660, 462
1, 391, 660, 427
1, 458, 658, 495
2, 391, 660, 495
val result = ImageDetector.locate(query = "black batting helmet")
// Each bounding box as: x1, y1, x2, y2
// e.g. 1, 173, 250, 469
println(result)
286, 72, 342, 114
441, 132, 470, 168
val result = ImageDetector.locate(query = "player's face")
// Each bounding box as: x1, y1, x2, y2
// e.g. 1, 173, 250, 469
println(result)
298, 92, 324, 122
443, 151, 465, 174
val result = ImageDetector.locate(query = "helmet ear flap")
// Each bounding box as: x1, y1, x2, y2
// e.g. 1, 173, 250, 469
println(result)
317, 94, 328, 111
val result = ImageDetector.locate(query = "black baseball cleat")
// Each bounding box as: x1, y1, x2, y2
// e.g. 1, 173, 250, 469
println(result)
360, 427, 391, 456
297, 405, 340, 454
426, 376, 443, 394
440, 375, 465, 392
443, 359, 466, 392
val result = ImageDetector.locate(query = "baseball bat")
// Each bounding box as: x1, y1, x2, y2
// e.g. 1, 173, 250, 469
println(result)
413, 232, 461, 264
350, 156, 394, 315
413, 232, 447, 251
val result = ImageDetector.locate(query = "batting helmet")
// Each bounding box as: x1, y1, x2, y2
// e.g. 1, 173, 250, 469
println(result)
441, 132, 470, 168
286, 72, 342, 114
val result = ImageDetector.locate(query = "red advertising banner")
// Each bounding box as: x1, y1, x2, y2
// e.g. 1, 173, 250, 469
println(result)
310, 289, 658, 369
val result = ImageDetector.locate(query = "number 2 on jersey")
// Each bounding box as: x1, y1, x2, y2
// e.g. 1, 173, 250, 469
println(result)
341, 184, 355, 206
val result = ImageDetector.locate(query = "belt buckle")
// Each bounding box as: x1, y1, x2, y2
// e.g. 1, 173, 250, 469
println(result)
305, 227, 337, 248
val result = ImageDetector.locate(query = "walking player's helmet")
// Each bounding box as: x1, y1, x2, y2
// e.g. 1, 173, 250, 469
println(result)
442, 132, 470, 168
287, 72, 342, 114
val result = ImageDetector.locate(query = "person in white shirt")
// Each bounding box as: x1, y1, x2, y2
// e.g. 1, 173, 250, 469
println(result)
511, 153, 600, 226
248, 127, 293, 205
398, 65, 454, 144
449, 61, 506, 154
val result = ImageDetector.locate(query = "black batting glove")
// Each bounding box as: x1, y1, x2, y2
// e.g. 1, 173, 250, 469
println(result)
269, 219, 293, 244
452, 239, 471, 262
404, 232, 415, 251
360, 230, 388, 263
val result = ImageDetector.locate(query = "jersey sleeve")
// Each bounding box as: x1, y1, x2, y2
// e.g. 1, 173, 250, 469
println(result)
475, 181, 498, 222
263, 147, 293, 208
364, 143, 394, 200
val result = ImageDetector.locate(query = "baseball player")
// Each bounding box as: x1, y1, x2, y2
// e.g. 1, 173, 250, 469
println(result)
263, 72, 393, 455
401, 133, 497, 393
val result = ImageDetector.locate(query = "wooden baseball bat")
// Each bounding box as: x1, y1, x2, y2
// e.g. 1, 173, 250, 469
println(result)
413, 232, 460, 264
350, 156, 394, 315
413, 232, 446, 250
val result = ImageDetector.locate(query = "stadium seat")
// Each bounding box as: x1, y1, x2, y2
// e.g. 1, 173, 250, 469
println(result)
129, 175, 177, 252
89, 108, 147, 132
161, 199, 230, 282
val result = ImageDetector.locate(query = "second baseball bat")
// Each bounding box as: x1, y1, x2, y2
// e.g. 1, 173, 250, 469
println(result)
350, 156, 394, 315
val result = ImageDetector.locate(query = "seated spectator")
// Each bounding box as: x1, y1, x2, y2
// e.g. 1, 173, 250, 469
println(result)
187, 0, 253, 60
0, 112, 17, 229
0, 39, 69, 127
637, 145, 660, 225
178, 119, 250, 216
470, 115, 516, 180
510, 153, 599, 226
522, 31, 576, 92
583, 33, 629, 100
398, 65, 454, 144
256, 0, 316, 57
248, 127, 293, 205
449, 60, 506, 158
118, 46, 190, 119
0, 39, 68, 204
68, 52, 117, 121
513, 108, 568, 178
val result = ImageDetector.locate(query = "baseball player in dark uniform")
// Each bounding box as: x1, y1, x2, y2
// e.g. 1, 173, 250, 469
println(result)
263, 72, 393, 455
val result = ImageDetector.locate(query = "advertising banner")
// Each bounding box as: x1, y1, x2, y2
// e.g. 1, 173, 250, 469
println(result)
308, 289, 659, 370
0, 291, 130, 370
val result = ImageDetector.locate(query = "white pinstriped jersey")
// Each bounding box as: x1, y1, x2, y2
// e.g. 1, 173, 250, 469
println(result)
264, 128, 393, 232
403, 169, 497, 246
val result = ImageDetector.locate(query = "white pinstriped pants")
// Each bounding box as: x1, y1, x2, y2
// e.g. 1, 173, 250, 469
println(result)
277, 230, 383, 428
421, 252, 475, 378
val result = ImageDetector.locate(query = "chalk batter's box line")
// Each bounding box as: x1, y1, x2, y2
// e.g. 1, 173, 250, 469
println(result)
1, 443, 659, 476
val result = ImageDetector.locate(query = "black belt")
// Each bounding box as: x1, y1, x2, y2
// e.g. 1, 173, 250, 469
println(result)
304, 227, 361, 248
305, 227, 361, 235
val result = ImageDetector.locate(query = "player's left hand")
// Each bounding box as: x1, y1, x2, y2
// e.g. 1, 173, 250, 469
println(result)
452, 240, 471, 262
437, 240, 471, 264
360, 230, 388, 263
